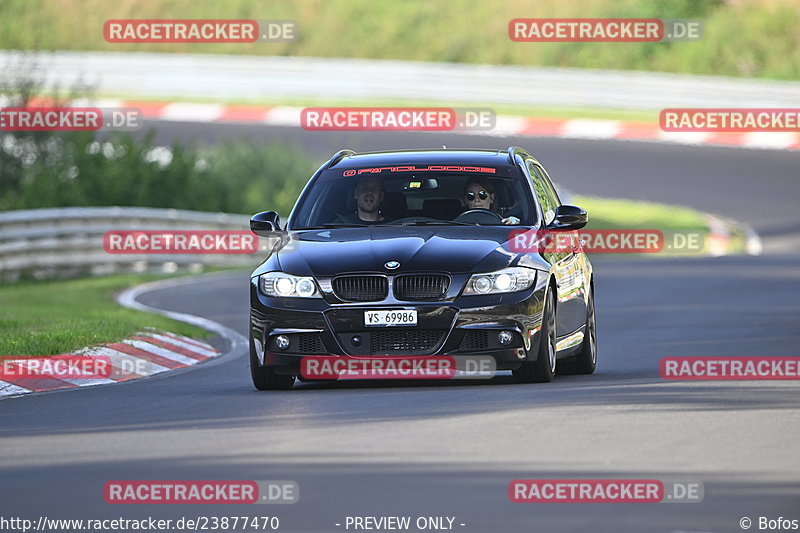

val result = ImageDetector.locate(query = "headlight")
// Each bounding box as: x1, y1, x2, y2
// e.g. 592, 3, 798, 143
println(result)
463, 267, 537, 295
260, 272, 320, 298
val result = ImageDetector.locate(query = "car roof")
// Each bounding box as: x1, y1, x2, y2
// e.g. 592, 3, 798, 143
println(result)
328, 149, 520, 169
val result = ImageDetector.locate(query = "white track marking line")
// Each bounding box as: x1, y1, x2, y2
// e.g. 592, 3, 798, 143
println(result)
141, 333, 218, 357
61, 377, 117, 386
159, 103, 224, 122
121, 339, 201, 366
561, 119, 621, 139
0, 381, 32, 397
160, 331, 218, 352
477, 115, 527, 137
263, 106, 303, 126
658, 131, 711, 144
87, 346, 172, 375
741, 132, 797, 149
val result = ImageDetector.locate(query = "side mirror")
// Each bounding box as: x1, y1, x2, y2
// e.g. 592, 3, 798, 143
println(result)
250, 211, 282, 236
547, 205, 587, 230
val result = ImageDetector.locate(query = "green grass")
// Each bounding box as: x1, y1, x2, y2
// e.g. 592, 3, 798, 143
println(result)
575, 195, 708, 231
1, 0, 798, 80
575, 195, 749, 256
0, 274, 209, 356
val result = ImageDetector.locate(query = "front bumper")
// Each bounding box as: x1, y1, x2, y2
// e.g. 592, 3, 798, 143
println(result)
250, 272, 549, 374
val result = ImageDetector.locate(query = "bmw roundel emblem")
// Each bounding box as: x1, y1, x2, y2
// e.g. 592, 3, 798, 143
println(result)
385, 260, 400, 270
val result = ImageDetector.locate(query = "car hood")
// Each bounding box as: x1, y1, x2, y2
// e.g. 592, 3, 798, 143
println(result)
265, 226, 547, 277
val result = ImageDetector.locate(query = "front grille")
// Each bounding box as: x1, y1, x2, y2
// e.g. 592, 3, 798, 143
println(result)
337, 329, 446, 355
460, 330, 489, 351
333, 275, 388, 302
297, 333, 325, 354
394, 274, 450, 301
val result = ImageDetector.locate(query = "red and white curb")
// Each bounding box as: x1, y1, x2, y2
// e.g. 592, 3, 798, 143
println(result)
0, 331, 220, 398
1, 272, 250, 400
93, 100, 800, 151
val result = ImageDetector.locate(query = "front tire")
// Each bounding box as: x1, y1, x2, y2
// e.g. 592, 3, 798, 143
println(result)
250, 335, 295, 390
513, 288, 556, 383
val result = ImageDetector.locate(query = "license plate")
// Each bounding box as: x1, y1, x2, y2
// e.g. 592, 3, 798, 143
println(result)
364, 310, 417, 327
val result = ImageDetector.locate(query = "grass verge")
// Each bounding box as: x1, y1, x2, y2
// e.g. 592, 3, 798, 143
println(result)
0, 274, 210, 356
575, 195, 707, 231
2, 0, 798, 80
575, 194, 750, 256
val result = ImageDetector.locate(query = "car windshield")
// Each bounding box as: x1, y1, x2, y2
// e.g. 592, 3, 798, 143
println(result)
290, 166, 536, 229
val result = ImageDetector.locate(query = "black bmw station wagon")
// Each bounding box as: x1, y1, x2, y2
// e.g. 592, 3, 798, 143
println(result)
249, 147, 595, 389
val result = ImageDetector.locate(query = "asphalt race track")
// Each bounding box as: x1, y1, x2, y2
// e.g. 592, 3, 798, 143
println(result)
2, 124, 799, 532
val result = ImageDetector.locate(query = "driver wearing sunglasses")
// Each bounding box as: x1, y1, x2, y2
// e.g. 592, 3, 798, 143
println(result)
463, 179, 520, 225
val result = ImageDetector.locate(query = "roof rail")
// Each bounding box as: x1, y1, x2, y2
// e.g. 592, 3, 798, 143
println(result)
507, 146, 530, 164
326, 149, 356, 169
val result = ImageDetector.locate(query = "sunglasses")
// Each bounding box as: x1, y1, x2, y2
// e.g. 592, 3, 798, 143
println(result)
465, 190, 489, 201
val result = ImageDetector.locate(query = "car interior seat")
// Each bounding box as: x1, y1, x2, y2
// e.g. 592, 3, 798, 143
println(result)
381, 191, 407, 220
423, 198, 463, 220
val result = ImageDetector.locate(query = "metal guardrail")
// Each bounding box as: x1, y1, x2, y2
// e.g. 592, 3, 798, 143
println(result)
0, 207, 272, 281
2, 51, 799, 110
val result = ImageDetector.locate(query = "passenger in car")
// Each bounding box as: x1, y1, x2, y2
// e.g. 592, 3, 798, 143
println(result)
338, 176, 386, 224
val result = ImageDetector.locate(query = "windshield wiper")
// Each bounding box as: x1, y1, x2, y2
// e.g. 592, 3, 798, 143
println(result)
318, 222, 370, 228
